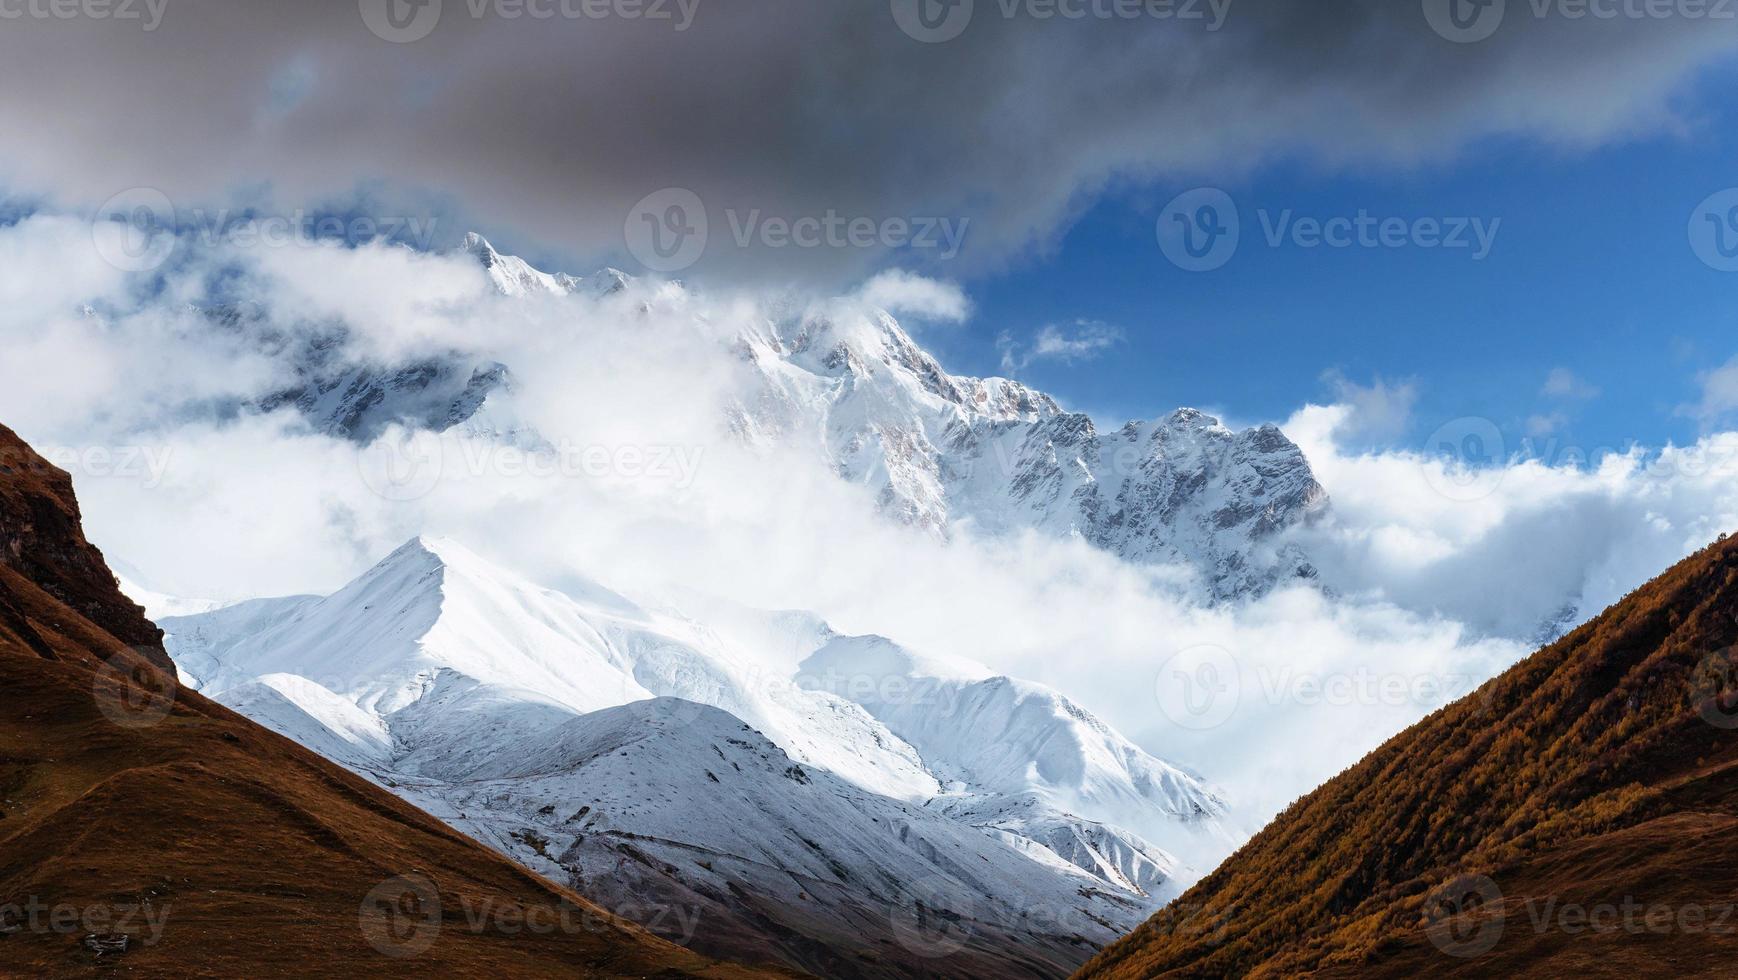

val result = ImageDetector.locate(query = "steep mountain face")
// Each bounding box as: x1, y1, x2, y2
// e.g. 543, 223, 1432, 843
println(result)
0, 424, 169, 670
406, 698, 1156, 980
162, 537, 1223, 978
0, 423, 770, 979
801, 634, 1240, 870
735, 311, 1327, 599
258, 349, 510, 442
1076, 534, 1738, 979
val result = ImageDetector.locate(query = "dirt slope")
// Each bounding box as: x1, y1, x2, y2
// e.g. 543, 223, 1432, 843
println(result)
1077, 534, 1738, 978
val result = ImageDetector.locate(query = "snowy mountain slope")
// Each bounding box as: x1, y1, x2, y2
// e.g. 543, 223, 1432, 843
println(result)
927, 793, 1181, 901
158, 537, 1230, 975
395, 699, 1157, 979
215, 672, 395, 768
732, 309, 1327, 599
165, 537, 938, 800
800, 633, 1242, 871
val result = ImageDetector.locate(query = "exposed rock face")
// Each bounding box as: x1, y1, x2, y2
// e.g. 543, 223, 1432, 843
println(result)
258, 352, 510, 442
736, 311, 1328, 599
0, 422, 169, 670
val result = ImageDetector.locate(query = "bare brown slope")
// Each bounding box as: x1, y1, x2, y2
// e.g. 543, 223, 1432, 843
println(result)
0, 423, 785, 979
1077, 534, 1738, 979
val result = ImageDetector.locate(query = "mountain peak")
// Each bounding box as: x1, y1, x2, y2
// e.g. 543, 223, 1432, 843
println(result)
454, 233, 632, 298
460, 230, 496, 257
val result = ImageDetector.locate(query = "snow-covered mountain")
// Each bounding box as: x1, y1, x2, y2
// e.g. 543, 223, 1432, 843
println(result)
800, 633, 1242, 867
732, 309, 1328, 599
160, 537, 1230, 977
403, 699, 1159, 979
462, 231, 629, 299
228, 239, 1326, 601
169, 537, 938, 800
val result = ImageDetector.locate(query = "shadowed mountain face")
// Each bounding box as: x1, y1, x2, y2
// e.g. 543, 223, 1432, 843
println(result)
1076, 534, 1738, 979
0, 427, 169, 670
0, 422, 777, 980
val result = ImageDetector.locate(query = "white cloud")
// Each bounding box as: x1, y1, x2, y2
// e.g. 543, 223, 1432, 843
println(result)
1525, 411, 1568, 438
6, 227, 1735, 837
1287, 402, 1738, 642
1687, 355, 1738, 428
1542, 366, 1600, 401
1316, 371, 1419, 444
997, 320, 1123, 375
854, 270, 971, 324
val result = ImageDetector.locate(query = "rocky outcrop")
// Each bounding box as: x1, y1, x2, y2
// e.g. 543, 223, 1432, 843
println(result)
0, 422, 169, 670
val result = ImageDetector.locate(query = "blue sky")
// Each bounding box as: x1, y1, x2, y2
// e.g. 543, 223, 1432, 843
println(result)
927, 62, 1738, 460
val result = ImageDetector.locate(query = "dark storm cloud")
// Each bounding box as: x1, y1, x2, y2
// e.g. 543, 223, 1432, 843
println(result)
0, 0, 1732, 281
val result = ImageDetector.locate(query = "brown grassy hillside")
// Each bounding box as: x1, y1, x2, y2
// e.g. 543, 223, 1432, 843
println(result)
1076, 534, 1738, 978
0, 422, 785, 979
